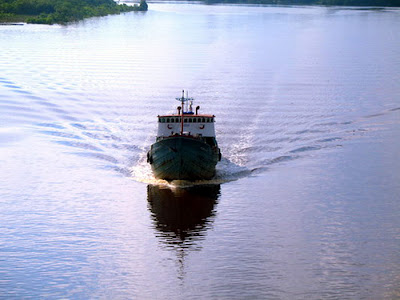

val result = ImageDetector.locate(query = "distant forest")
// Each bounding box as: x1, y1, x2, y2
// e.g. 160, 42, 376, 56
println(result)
203, 0, 399, 5
0, 0, 148, 24
204, 0, 400, 7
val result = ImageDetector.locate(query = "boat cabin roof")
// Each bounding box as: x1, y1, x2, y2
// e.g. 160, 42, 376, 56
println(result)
158, 114, 214, 118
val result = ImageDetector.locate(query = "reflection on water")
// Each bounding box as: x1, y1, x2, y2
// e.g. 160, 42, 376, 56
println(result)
147, 184, 220, 250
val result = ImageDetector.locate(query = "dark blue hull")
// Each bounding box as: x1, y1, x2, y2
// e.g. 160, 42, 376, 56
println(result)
148, 136, 220, 181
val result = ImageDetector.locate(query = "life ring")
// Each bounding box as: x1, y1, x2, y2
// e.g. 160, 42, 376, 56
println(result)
167, 124, 172, 129
199, 125, 205, 129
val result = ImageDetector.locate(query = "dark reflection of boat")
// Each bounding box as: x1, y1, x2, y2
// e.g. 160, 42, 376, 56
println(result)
147, 184, 220, 250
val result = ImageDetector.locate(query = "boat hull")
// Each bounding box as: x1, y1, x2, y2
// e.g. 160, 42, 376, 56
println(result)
148, 136, 220, 181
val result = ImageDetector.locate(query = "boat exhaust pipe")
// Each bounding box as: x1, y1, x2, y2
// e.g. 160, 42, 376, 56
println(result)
196, 106, 200, 115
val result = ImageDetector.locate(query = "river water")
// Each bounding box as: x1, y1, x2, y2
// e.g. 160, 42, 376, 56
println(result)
1, 3, 400, 299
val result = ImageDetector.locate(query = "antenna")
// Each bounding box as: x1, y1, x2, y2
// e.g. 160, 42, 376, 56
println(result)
175, 90, 195, 135
180, 90, 185, 135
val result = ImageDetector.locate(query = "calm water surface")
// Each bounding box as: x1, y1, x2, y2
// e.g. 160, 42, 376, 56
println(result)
1, 3, 400, 299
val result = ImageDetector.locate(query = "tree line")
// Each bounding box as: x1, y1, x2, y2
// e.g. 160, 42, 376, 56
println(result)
203, 0, 399, 5
0, 0, 148, 24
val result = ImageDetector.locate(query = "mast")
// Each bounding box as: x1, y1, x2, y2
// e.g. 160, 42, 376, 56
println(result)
180, 90, 184, 135
176, 90, 194, 136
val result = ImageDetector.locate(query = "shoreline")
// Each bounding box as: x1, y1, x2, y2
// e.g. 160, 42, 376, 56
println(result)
0, 0, 148, 25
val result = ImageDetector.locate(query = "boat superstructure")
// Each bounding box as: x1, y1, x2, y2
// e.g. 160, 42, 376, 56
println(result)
147, 91, 221, 181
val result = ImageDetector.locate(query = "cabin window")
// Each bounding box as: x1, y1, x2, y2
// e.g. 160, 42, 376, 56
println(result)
189, 118, 192, 123
176, 118, 179, 123
202, 118, 205, 122
184, 118, 187, 123
193, 118, 197, 123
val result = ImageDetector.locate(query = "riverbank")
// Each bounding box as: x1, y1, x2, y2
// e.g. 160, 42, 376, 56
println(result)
151, 0, 399, 7
0, 0, 148, 25
203, 0, 399, 6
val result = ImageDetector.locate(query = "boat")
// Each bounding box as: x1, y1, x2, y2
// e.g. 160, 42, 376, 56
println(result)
147, 91, 221, 181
